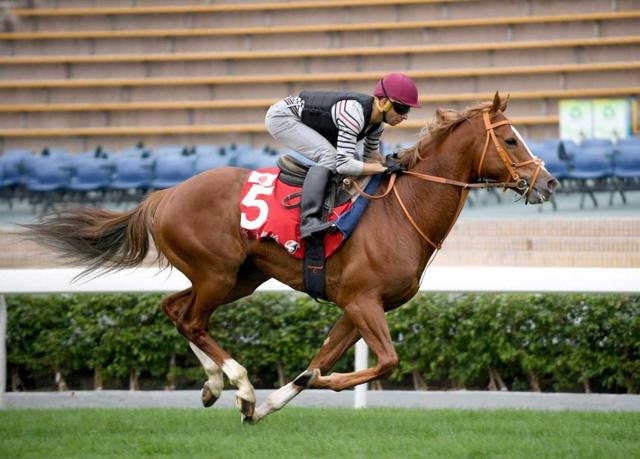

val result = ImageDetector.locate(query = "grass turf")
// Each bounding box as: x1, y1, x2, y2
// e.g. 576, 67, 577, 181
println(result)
1, 408, 639, 458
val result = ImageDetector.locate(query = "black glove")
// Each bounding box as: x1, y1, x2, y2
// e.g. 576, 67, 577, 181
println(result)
384, 163, 407, 175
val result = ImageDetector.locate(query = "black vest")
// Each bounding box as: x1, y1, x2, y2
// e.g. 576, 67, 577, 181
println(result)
299, 91, 380, 147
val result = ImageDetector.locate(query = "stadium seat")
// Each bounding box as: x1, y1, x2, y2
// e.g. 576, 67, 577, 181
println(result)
559, 139, 579, 160
193, 145, 232, 174
567, 146, 614, 208
25, 156, 72, 192
616, 136, 640, 148
154, 145, 191, 157
0, 150, 31, 188
535, 145, 570, 181
569, 146, 614, 180
613, 145, 640, 179
150, 155, 195, 189
24, 156, 73, 211
118, 143, 150, 158
232, 144, 262, 169
110, 156, 154, 190
254, 146, 280, 169
69, 157, 113, 192
608, 144, 640, 205
580, 138, 613, 148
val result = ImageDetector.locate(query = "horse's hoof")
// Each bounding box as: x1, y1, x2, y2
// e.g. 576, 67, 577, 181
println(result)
241, 414, 257, 425
236, 395, 255, 418
201, 382, 219, 408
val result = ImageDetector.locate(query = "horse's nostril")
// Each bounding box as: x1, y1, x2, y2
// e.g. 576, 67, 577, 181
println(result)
547, 178, 559, 192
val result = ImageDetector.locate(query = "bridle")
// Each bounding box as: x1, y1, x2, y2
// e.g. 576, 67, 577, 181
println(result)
351, 109, 545, 253
477, 110, 545, 200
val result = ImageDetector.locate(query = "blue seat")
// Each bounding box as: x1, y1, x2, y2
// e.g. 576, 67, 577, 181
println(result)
194, 145, 231, 174
254, 147, 279, 168
613, 145, 640, 179
110, 156, 154, 191
69, 157, 113, 191
150, 155, 195, 189
616, 136, 640, 149
566, 146, 615, 209
535, 146, 570, 180
568, 146, 614, 180
225, 143, 252, 167
581, 138, 613, 148
236, 146, 280, 169
233, 146, 263, 169
560, 139, 579, 160
118, 146, 150, 158
154, 145, 191, 157
0, 150, 31, 187
78, 146, 111, 160
25, 157, 72, 192
528, 141, 544, 155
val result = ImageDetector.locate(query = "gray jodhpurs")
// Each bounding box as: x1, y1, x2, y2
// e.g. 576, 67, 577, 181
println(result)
265, 100, 338, 172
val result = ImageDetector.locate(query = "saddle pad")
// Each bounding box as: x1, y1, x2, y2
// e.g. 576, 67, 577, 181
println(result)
239, 168, 381, 259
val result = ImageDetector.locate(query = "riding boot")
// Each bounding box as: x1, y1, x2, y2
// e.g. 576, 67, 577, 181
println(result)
299, 165, 335, 239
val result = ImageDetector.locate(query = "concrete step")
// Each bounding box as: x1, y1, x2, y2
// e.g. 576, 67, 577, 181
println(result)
2, 218, 638, 268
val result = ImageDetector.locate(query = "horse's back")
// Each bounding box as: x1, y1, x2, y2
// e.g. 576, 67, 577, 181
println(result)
152, 167, 252, 279
157, 166, 249, 218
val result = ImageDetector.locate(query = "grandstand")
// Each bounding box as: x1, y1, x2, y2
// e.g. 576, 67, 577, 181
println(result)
0, 0, 639, 270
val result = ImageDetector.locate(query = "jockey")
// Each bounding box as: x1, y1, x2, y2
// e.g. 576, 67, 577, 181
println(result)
265, 72, 420, 239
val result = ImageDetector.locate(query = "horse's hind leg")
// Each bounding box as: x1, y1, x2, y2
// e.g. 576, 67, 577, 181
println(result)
161, 289, 223, 407
161, 270, 268, 418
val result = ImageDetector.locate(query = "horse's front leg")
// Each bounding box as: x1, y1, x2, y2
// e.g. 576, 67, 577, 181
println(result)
250, 314, 360, 423
310, 297, 397, 391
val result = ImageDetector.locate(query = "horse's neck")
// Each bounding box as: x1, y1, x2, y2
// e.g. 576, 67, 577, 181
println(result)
394, 134, 477, 258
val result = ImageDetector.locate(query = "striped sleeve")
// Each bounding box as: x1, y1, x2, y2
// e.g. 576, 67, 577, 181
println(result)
331, 99, 367, 176
363, 123, 384, 159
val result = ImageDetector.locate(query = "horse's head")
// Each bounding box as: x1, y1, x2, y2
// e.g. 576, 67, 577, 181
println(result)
473, 92, 558, 204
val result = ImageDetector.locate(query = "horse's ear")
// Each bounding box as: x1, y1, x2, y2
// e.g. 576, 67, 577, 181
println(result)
489, 91, 502, 114
500, 94, 510, 112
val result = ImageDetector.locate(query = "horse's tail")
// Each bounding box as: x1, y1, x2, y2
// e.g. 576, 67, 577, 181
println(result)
23, 190, 169, 278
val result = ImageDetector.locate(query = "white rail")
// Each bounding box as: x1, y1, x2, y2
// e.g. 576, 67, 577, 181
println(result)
1, 267, 639, 408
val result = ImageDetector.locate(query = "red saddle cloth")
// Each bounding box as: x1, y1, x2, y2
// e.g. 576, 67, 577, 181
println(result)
239, 168, 352, 259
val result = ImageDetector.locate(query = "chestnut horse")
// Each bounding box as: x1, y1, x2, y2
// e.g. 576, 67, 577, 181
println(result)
26, 93, 557, 423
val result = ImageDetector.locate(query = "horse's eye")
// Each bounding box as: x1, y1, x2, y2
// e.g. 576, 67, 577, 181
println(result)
505, 137, 517, 146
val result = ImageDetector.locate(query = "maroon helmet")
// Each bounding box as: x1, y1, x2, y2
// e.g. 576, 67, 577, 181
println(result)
373, 73, 421, 108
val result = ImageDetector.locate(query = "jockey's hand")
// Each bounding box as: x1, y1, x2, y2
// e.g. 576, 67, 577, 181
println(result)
384, 163, 407, 175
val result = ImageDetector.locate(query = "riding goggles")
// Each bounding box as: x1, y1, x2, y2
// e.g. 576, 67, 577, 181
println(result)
391, 101, 411, 115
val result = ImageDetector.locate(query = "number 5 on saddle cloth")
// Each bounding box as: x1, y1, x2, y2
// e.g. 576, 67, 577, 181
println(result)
239, 152, 382, 301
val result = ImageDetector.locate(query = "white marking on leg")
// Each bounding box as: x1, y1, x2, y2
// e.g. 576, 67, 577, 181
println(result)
253, 382, 303, 421
189, 342, 223, 399
252, 369, 319, 422
222, 359, 256, 403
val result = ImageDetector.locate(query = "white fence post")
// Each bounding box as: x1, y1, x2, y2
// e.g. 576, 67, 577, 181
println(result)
354, 338, 368, 409
0, 295, 7, 408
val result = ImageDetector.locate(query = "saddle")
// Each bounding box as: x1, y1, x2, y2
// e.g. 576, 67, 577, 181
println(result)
277, 152, 369, 302
277, 152, 366, 211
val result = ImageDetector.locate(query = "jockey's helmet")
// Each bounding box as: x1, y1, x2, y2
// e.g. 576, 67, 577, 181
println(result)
373, 73, 421, 109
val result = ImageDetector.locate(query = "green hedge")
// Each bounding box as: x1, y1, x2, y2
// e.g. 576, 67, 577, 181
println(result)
5, 293, 639, 393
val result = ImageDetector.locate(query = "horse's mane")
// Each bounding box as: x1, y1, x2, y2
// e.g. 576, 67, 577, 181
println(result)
395, 99, 503, 169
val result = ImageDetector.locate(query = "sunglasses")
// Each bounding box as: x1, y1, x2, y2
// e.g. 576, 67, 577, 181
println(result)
391, 101, 411, 115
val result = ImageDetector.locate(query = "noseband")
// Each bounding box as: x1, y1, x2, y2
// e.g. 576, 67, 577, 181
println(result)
477, 110, 545, 199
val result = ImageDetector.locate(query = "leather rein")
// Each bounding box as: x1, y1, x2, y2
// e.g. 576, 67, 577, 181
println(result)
351, 109, 545, 251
